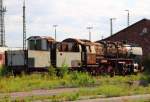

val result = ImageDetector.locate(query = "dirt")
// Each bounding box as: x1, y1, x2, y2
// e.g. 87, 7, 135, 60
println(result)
0, 88, 79, 99
1, 88, 150, 102
70, 94, 150, 102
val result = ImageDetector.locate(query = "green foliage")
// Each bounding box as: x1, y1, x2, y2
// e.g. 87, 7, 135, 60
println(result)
78, 85, 128, 97
58, 64, 69, 78
97, 74, 144, 85
0, 66, 13, 77
97, 85, 127, 97
70, 72, 95, 87
143, 55, 150, 72
0, 74, 150, 101
0, 72, 96, 93
142, 55, 150, 83
48, 66, 57, 77
0, 93, 80, 102
2, 84, 150, 102
51, 93, 79, 101
140, 74, 150, 83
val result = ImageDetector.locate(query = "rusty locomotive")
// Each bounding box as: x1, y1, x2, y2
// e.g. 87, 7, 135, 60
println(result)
5, 36, 144, 76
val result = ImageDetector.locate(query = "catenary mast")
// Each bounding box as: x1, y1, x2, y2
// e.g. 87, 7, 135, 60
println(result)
0, 0, 6, 46
23, 0, 26, 50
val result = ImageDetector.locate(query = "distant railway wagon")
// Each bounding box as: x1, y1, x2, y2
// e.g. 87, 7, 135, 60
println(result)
0, 47, 22, 67
5, 50, 51, 73
5, 36, 55, 73
4, 36, 144, 76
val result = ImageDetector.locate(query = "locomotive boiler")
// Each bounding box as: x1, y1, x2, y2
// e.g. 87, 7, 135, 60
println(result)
95, 41, 143, 76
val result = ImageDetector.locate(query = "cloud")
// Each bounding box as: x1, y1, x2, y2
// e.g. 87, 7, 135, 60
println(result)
3, 0, 150, 47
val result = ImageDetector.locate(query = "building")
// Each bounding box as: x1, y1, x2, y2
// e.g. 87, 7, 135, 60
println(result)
102, 18, 150, 57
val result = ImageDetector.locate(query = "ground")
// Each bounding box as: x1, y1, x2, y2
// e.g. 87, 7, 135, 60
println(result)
0, 72, 150, 101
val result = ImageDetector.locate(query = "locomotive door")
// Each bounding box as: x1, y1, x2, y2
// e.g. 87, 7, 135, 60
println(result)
81, 45, 96, 66
51, 43, 57, 67
86, 45, 96, 65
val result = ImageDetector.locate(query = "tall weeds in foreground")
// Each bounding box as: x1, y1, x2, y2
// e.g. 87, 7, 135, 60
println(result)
0, 66, 13, 77
48, 66, 57, 77
70, 71, 96, 87
143, 55, 150, 73
0, 71, 96, 93
0, 63, 150, 94
58, 63, 69, 78
2, 84, 150, 102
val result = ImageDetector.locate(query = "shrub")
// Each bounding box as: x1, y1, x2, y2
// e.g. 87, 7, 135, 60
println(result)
97, 85, 127, 97
60, 93, 79, 101
0, 66, 13, 77
143, 55, 150, 73
57, 64, 69, 78
48, 66, 57, 77
70, 72, 95, 86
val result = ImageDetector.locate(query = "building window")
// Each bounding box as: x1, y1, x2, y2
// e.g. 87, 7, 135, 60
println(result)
140, 27, 148, 36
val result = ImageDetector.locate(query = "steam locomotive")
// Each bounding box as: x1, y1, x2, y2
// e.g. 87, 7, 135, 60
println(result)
5, 36, 144, 76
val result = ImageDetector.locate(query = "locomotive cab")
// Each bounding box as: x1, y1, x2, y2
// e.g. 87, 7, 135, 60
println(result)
55, 38, 97, 70
55, 38, 82, 69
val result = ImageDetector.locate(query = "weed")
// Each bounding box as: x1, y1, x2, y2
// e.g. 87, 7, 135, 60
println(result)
57, 64, 69, 78
48, 66, 57, 77
0, 66, 13, 77
70, 72, 96, 87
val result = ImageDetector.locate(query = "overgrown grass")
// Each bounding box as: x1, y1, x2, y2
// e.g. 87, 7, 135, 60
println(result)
1, 84, 150, 102
97, 74, 144, 85
0, 66, 13, 77
0, 65, 150, 101
0, 72, 96, 93
80, 85, 150, 97
0, 69, 150, 93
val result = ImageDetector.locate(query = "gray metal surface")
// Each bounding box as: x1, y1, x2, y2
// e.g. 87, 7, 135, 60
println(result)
6, 50, 25, 66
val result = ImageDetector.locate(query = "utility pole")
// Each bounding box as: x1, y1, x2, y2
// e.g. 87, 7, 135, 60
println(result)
110, 18, 116, 36
53, 25, 58, 41
87, 26, 93, 41
23, 0, 27, 71
125, 10, 130, 26
0, 0, 6, 46
23, 0, 26, 50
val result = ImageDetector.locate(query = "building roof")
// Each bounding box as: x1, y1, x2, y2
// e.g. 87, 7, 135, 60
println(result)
99, 18, 150, 56
103, 18, 150, 41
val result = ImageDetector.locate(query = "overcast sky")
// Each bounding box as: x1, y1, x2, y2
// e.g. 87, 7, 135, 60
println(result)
4, 0, 150, 47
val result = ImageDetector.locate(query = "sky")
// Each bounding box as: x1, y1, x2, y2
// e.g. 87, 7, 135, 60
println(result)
3, 0, 150, 47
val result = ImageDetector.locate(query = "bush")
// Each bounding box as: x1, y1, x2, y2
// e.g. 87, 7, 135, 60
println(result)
57, 64, 69, 78
0, 66, 13, 77
143, 55, 150, 73
97, 85, 127, 97
48, 66, 57, 77
70, 72, 95, 86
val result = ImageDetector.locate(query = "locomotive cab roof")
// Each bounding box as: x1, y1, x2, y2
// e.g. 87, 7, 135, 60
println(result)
62, 38, 94, 46
27, 36, 56, 43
